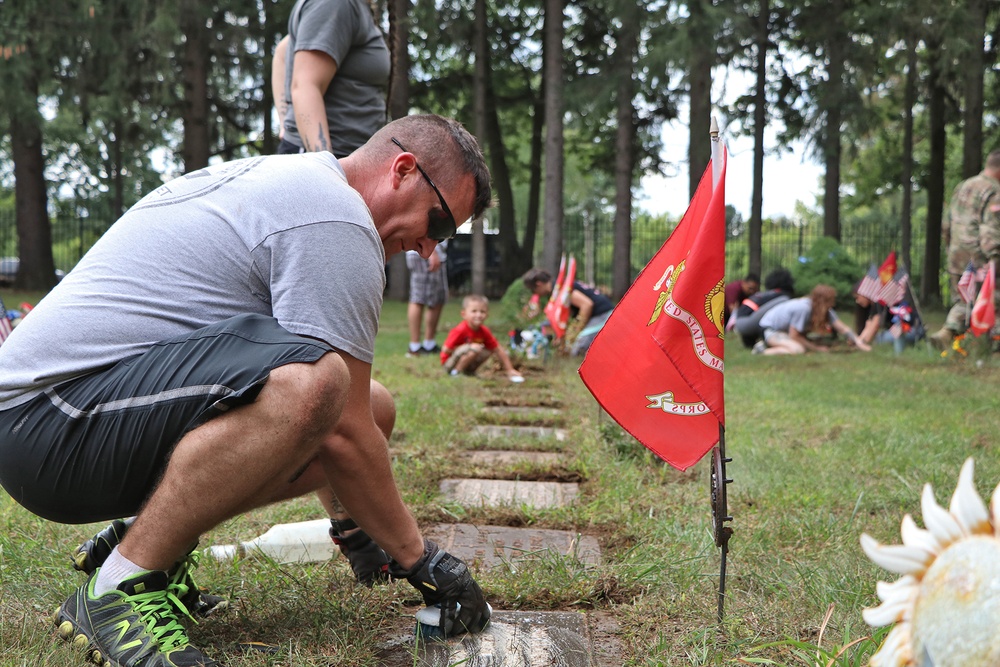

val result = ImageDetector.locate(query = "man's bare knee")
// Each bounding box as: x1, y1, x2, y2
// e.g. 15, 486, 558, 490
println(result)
370, 379, 395, 439
267, 353, 350, 432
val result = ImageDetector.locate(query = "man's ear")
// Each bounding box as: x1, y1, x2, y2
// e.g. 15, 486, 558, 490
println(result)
390, 152, 418, 190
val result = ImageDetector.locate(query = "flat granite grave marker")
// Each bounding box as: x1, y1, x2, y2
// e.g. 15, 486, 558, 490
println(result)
480, 406, 563, 419
460, 450, 563, 467
473, 425, 567, 441
379, 610, 622, 667
424, 523, 600, 568
440, 478, 578, 509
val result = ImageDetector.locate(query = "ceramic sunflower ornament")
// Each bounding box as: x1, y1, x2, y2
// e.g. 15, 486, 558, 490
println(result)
860, 458, 1000, 667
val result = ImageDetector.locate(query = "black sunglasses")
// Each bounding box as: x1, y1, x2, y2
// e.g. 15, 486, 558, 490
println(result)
391, 137, 457, 241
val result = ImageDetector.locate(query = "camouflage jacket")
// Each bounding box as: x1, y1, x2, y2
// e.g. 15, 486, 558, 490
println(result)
945, 172, 1000, 274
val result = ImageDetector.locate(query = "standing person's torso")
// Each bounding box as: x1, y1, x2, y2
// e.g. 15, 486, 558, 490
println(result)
947, 173, 1000, 272
0, 153, 385, 408
283, 0, 390, 157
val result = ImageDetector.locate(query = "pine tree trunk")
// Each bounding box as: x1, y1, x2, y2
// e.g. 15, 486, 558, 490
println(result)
541, 0, 565, 275
612, 8, 638, 300
179, 0, 211, 171
961, 0, 986, 178
11, 77, 56, 290
687, 0, 713, 199
386, 0, 412, 301
900, 38, 916, 274
749, 0, 768, 279
921, 42, 946, 306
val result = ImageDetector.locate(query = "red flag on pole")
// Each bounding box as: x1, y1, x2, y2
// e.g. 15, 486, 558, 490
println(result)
969, 260, 995, 336
579, 144, 727, 471
545, 255, 576, 338
877, 251, 897, 284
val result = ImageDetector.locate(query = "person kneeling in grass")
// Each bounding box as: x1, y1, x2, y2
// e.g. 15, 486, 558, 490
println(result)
756, 284, 872, 355
441, 294, 524, 382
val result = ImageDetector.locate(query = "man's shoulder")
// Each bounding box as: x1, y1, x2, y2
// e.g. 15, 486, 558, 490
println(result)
960, 173, 1000, 198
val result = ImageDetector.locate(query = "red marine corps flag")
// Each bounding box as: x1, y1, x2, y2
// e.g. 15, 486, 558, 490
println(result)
581, 119, 733, 621
969, 260, 996, 337
579, 131, 727, 472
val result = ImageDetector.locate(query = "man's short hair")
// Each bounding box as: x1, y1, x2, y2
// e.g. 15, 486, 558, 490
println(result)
368, 115, 492, 220
986, 149, 1000, 171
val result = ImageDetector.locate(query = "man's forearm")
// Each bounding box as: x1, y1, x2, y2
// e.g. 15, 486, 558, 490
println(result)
320, 430, 423, 569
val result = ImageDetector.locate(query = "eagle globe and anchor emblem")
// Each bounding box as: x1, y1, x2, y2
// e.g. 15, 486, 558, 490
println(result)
643, 259, 725, 416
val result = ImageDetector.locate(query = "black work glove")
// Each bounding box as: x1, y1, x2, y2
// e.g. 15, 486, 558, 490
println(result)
330, 520, 391, 586
389, 539, 491, 637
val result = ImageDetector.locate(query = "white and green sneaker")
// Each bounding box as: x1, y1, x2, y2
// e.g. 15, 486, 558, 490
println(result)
72, 519, 227, 618
54, 569, 218, 666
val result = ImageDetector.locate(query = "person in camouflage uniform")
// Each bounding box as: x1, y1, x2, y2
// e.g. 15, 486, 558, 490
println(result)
930, 149, 1000, 348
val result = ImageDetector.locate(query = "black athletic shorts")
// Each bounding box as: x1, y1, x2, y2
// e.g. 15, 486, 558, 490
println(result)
0, 314, 332, 524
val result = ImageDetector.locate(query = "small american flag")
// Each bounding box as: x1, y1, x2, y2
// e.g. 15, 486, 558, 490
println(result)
856, 264, 882, 302
875, 270, 907, 306
956, 261, 981, 304
0, 295, 13, 345
858, 265, 907, 306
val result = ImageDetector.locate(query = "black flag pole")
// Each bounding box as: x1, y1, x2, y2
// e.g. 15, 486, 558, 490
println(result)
711, 423, 733, 624
708, 114, 733, 625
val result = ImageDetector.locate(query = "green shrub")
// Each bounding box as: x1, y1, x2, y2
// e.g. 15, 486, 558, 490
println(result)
792, 237, 862, 308
492, 276, 537, 333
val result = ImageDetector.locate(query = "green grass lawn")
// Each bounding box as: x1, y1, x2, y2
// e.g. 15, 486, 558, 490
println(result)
1, 296, 998, 666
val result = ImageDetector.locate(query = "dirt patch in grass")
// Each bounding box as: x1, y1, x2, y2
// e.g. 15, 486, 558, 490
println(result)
477, 415, 566, 427
483, 397, 564, 409
468, 467, 585, 483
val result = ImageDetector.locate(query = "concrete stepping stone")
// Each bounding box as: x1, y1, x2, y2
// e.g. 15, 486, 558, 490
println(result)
423, 523, 600, 568
460, 450, 563, 467
473, 424, 567, 441
440, 478, 578, 509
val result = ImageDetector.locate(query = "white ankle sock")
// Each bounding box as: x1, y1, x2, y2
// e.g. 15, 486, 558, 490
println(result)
409, 342, 422, 353
94, 546, 147, 596
422, 340, 437, 350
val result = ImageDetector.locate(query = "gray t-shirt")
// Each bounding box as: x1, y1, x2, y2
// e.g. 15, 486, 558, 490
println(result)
759, 296, 838, 333
0, 153, 385, 408
282, 0, 390, 156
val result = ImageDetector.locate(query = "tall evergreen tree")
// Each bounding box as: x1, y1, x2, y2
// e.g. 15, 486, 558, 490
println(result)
542, 0, 566, 274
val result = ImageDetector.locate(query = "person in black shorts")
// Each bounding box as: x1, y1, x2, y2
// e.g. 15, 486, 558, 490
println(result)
0, 114, 492, 667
